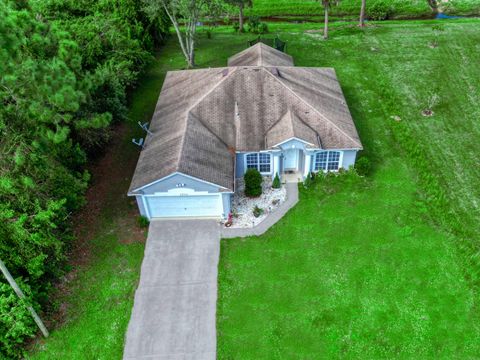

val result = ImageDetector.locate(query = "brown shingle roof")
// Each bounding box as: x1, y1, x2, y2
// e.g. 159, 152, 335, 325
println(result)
128, 45, 362, 194
227, 43, 294, 67
266, 110, 320, 148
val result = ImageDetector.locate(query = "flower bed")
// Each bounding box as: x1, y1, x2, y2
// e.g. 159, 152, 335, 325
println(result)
230, 176, 286, 228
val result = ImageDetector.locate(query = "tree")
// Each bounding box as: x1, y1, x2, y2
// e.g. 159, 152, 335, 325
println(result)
226, 0, 252, 33
320, 0, 339, 40
359, 0, 366, 27
143, 0, 219, 68
0, 0, 167, 355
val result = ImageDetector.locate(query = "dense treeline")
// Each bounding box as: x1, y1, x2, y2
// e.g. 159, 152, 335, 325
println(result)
0, 0, 168, 356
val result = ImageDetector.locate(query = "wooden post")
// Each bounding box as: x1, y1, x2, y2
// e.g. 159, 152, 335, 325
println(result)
0, 259, 49, 337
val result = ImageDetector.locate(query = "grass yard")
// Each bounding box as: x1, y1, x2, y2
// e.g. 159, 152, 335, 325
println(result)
28, 19, 480, 359
245, 0, 480, 18
216, 20, 480, 358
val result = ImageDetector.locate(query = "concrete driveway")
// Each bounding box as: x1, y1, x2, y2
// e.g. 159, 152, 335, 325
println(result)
123, 220, 220, 360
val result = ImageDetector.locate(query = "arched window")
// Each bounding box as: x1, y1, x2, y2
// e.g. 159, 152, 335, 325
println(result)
314, 151, 341, 171
245, 153, 271, 173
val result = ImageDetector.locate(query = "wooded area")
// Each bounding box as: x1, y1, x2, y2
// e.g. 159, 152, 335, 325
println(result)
0, 1, 168, 356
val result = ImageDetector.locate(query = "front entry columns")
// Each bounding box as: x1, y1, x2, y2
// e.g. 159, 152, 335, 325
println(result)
303, 151, 314, 178
272, 151, 281, 179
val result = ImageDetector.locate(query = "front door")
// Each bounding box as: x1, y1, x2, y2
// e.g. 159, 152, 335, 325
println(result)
283, 149, 298, 170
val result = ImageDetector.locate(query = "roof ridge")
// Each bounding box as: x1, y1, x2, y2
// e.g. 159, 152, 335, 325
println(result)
258, 42, 263, 66
287, 109, 295, 135
173, 66, 237, 170
190, 111, 231, 149
187, 67, 236, 113
261, 67, 362, 147
265, 108, 291, 134
291, 110, 322, 148
291, 110, 318, 137
176, 112, 230, 173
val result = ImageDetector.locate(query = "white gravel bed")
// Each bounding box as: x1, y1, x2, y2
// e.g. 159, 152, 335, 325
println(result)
229, 177, 286, 228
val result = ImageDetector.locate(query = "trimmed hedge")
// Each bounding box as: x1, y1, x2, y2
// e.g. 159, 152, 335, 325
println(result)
244, 168, 263, 197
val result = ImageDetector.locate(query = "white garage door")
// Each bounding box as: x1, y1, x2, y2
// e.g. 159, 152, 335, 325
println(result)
145, 194, 222, 218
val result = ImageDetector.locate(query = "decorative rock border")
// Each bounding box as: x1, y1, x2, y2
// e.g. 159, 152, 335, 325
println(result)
221, 183, 299, 238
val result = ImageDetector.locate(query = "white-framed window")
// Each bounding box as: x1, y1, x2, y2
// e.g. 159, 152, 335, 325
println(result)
314, 151, 341, 171
245, 153, 271, 173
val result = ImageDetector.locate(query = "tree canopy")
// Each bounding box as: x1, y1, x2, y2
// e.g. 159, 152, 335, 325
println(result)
0, 0, 168, 357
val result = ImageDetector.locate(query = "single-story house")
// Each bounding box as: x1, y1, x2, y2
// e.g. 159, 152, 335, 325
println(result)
128, 43, 362, 220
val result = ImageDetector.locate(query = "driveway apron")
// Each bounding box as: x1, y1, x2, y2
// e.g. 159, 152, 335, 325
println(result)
123, 220, 220, 360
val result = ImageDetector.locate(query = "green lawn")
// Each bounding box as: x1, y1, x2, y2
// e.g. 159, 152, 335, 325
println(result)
216, 20, 480, 358
244, 0, 480, 18
28, 19, 480, 359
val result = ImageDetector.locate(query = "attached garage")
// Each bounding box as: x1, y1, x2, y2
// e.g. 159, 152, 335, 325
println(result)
144, 193, 222, 218
130, 173, 232, 220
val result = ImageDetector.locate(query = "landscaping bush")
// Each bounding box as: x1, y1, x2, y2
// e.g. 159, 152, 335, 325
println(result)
137, 216, 150, 228
253, 205, 264, 218
244, 168, 262, 197
367, 2, 392, 20
258, 22, 269, 34
272, 173, 281, 189
246, 16, 269, 34
0, 282, 36, 359
355, 157, 371, 176
303, 172, 313, 188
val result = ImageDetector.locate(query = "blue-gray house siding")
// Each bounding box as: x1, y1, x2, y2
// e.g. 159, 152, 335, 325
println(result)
132, 173, 231, 220
139, 173, 221, 194
235, 153, 245, 178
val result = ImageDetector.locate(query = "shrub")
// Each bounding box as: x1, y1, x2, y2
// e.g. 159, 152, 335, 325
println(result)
303, 173, 312, 188
367, 2, 392, 21
137, 215, 150, 228
258, 22, 269, 34
272, 173, 281, 189
246, 16, 269, 34
355, 157, 371, 176
0, 282, 36, 359
233, 22, 240, 32
244, 168, 262, 197
253, 205, 264, 218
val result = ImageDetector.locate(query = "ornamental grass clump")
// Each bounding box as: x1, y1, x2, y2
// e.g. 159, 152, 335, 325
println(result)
244, 168, 262, 197
253, 205, 264, 218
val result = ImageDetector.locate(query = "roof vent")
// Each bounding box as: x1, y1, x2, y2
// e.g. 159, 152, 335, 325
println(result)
270, 67, 279, 77
222, 68, 229, 77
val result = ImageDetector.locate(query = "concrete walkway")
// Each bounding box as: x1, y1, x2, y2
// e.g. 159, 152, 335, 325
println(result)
222, 182, 299, 238
123, 220, 220, 360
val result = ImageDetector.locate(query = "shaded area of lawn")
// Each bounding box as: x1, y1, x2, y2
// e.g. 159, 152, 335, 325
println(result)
217, 20, 480, 358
